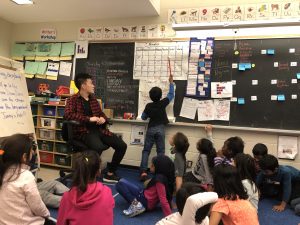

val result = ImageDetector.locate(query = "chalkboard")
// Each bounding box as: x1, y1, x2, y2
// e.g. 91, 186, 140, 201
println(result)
76, 43, 139, 118
175, 38, 300, 130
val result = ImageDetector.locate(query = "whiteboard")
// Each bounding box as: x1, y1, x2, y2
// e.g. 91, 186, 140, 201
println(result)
0, 67, 35, 137
138, 79, 175, 122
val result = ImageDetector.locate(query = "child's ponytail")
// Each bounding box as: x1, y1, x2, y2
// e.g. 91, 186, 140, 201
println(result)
72, 151, 101, 193
197, 138, 216, 169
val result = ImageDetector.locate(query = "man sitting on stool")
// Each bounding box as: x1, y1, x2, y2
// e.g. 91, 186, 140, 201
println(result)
64, 73, 127, 183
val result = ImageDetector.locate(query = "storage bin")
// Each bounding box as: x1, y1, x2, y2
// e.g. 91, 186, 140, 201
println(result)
43, 106, 56, 116
31, 104, 38, 115
33, 117, 37, 126
40, 117, 56, 128
38, 141, 53, 152
57, 107, 65, 117
56, 131, 64, 141
55, 155, 71, 167
39, 129, 55, 140
56, 119, 63, 129
40, 152, 53, 164
56, 143, 68, 154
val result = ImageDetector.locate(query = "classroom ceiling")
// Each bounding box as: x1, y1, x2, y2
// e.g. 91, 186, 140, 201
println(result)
0, 0, 160, 23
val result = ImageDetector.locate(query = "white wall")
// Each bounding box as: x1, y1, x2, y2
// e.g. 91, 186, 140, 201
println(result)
0, 17, 12, 57
102, 121, 300, 170
8, 0, 300, 169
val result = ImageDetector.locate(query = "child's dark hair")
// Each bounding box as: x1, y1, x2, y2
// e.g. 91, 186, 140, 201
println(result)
197, 138, 216, 169
72, 150, 101, 193
234, 153, 257, 191
149, 155, 175, 205
74, 73, 93, 90
0, 134, 33, 188
252, 143, 268, 156
149, 86, 162, 102
259, 154, 278, 172
176, 182, 211, 224
213, 164, 248, 200
225, 136, 244, 158
173, 132, 190, 161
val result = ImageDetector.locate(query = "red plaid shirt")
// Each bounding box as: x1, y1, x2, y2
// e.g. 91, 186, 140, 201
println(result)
64, 93, 112, 139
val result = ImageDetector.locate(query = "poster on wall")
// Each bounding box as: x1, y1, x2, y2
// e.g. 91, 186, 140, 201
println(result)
130, 125, 146, 145
40, 28, 56, 41
278, 136, 298, 159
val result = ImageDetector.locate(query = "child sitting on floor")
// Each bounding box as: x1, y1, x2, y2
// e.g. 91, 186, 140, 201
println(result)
116, 154, 175, 217
156, 182, 218, 225
57, 151, 114, 225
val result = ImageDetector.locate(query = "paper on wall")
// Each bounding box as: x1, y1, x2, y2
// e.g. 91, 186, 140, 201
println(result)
211, 81, 233, 98
278, 136, 298, 159
179, 97, 198, 120
59, 62, 72, 76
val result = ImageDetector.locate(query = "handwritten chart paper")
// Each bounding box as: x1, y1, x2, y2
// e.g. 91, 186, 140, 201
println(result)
134, 42, 189, 80
179, 97, 198, 120
214, 99, 230, 121
0, 68, 34, 137
197, 100, 214, 121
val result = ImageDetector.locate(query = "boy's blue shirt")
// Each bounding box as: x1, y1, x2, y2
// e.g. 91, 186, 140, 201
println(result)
256, 165, 300, 202
141, 83, 175, 120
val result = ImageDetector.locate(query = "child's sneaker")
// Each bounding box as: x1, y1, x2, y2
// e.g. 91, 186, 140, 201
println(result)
123, 201, 146, 217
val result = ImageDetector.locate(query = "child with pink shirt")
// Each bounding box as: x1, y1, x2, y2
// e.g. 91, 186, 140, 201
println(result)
210, 164, 259, 225
116, 154, 175, 217
57, 151, 114, 225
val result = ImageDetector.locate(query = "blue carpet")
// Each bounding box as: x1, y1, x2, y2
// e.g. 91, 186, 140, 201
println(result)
49, 168, 300, 225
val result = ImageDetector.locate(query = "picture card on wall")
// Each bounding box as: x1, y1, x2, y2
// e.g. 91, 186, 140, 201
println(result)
211, 81, 233, 98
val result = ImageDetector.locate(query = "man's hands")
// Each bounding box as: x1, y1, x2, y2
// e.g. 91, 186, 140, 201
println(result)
89, 116, 106, 125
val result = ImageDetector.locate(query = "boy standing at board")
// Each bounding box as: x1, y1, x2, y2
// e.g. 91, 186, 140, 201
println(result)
139, 74, 175, 181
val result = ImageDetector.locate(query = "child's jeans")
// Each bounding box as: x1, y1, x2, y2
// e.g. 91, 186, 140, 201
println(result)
291, 197, 300, 215
140, 124, 165, 173
115, 178, 148, 207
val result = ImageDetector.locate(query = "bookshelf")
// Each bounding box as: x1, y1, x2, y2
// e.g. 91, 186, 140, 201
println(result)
31, 103, 72, 169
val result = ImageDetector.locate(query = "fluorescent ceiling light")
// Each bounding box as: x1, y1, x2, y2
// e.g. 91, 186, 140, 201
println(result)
11, 0, 33, 5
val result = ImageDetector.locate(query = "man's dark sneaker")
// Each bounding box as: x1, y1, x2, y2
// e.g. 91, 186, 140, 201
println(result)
103, 173, 120, 183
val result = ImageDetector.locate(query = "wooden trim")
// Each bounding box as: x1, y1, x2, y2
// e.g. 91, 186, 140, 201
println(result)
0, 64, 17, 71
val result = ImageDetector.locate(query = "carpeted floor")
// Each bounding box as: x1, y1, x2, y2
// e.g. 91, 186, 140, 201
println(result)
49, 168, 300, 225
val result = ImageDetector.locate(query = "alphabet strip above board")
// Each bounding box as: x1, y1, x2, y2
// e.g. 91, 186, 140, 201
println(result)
75, 39, 300, 130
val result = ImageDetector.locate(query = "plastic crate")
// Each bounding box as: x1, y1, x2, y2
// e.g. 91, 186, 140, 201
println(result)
56, 131, 64, 141
38, 141, 54, 152
56, 143, 68, 154
40, 118, 56, 128
43, 106, 56, 116
55, 155, 71, 167
39, 129, 55, 140
40, 152, 53, 164
57, 107, 65, 117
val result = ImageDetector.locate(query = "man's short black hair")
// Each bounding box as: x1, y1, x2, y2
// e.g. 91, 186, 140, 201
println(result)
74, 73, 93, 90
176, 182, 211, 224
149, 86, 162, 102
259, 154, 279, 172
252, 143, 268, 156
